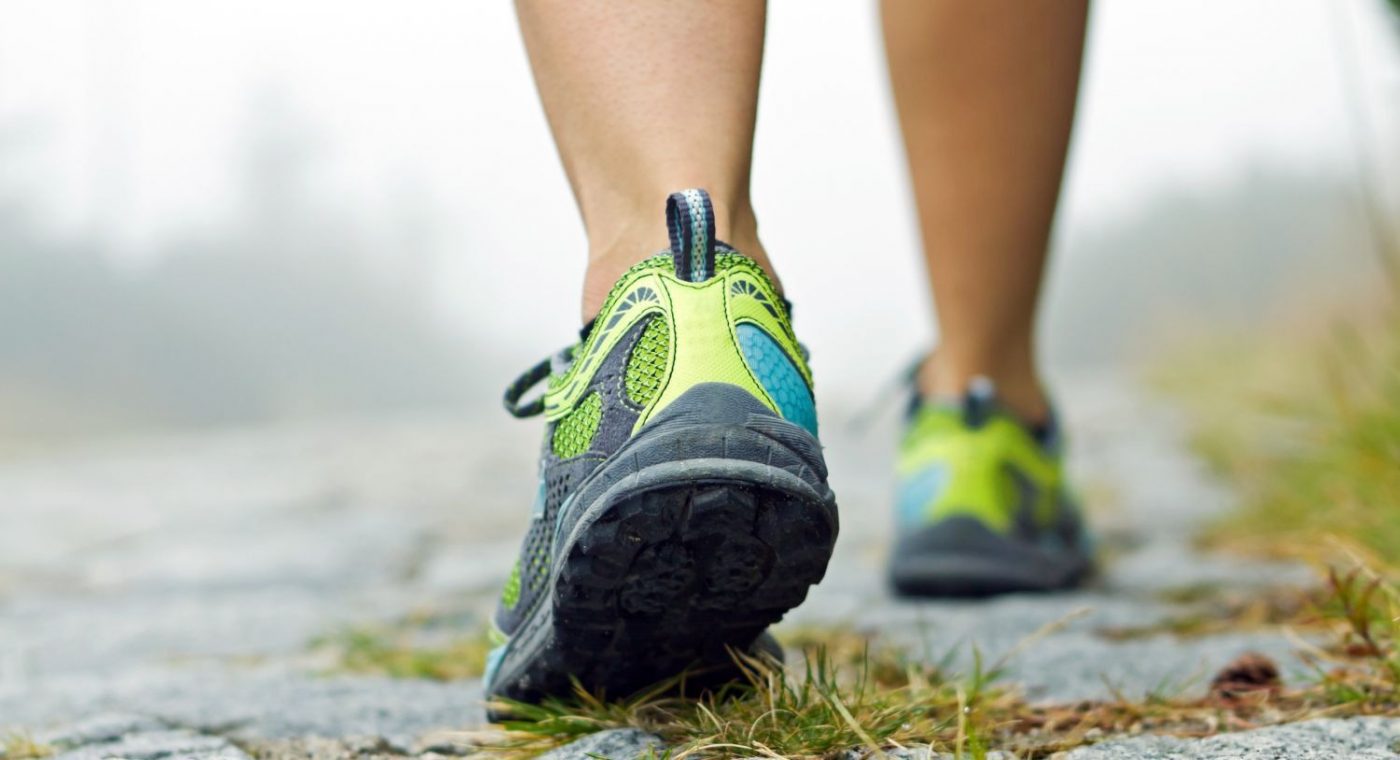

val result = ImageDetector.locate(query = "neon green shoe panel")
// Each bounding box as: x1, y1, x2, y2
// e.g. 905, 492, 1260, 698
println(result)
639, 256, 810, 430
542, 252, 813, 435
896, 405, 1063, 532
543, 258, 669, 422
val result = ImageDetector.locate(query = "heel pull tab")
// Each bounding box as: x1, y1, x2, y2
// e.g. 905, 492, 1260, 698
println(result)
666, 189, 716, 283
964, 376, 997, 429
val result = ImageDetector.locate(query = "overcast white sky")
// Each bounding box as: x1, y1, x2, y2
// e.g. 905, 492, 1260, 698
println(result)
3, 0, 1397, 395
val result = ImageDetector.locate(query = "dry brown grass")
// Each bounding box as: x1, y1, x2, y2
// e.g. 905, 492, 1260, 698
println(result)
449, 567, 1399, 758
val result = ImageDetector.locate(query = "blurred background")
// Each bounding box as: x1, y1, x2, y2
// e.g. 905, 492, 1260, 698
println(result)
1, 0, 1399, 741
2, 0, 1396, 446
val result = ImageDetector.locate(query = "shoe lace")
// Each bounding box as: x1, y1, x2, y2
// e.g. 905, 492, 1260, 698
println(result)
502, 346, 575, 418
846, 351, 924, 434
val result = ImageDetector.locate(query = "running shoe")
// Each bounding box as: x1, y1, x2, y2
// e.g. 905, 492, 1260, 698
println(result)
888, 377, 1092, 597
485, 189, 838, 715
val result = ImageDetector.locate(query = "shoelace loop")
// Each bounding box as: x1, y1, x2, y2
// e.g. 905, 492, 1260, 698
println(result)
502, 345, 577, 418
501, 357, 552, 418
846, 351, 924, 434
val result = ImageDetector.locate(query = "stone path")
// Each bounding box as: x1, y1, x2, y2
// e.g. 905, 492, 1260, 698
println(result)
2, 375, 1395, 758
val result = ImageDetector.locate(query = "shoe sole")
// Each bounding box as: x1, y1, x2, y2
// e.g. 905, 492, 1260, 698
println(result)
486, 385, 837, 716
888, 516, 1092, 598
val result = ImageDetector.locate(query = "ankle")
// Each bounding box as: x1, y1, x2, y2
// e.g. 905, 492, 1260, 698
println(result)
917, 349, 1050, 425
580, 200, 776, 321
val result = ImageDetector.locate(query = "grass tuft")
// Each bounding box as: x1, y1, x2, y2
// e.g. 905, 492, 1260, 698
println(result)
1307, 563, 1400, 705
0, 734, 52, 760
474, 639, 1001, 759
1156, 308, 1400, 565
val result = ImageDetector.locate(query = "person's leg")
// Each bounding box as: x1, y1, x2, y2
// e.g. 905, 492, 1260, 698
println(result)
882, 0, 1089, 423
882, 1, 1094, 598
490, 1, 837, 709
516, 0, 774, 321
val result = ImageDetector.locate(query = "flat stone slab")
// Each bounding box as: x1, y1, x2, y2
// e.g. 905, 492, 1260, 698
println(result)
538, 719, 1400, 759
239, 736, 415, 760
19, 715, 252, 760
34, 713, 169, 749
49, 730, 250, 760
536, 729, 665, 760
2, 671, 482, 749
1062, 717, 1400, 759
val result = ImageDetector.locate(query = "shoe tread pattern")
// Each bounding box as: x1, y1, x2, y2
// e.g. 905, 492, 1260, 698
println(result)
498, 479, 835, 703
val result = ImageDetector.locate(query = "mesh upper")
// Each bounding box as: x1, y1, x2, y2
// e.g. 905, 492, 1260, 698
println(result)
500, 561, 522, 609
551, 392, 603, 458
504, 463, 577, 616
624, 316, 670, 407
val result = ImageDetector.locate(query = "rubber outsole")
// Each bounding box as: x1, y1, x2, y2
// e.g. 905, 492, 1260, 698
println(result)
487, 474, 836, 715
888, 516, 1092, 598
486, 383, 836, 717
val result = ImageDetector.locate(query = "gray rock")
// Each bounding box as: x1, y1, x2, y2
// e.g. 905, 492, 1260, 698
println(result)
1062, 717, 1400, 759
2, 671, 483, 745
36, 713, 167, 749
839, 749, 1014, 759
49, 729, 249, 760
240, 736, 409, 760
536, 729, 664, 760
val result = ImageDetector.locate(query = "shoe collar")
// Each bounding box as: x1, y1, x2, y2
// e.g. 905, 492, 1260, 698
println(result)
907, 375, 1063, 454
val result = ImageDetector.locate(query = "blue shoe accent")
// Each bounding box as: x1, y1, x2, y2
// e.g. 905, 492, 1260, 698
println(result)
551, 493, 577, 547
530, 478, 546, 519
483, 643, 507, 692
736, 323, 818, 435
897, 463, 946, 527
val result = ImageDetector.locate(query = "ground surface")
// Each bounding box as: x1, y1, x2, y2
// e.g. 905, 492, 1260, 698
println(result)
2, 375, 1396, 758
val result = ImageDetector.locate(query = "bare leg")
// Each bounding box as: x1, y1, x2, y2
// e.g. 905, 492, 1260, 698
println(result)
882, 0, 1088, 422
516, 0, 772, 321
